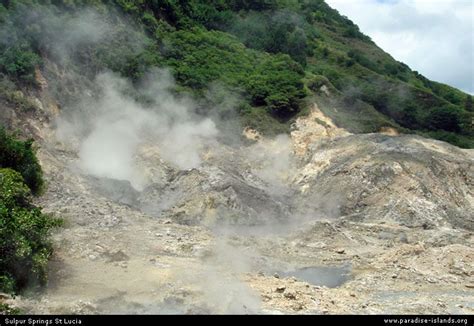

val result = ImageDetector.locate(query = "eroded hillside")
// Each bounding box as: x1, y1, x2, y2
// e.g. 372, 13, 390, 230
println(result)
1, 71, 472, 313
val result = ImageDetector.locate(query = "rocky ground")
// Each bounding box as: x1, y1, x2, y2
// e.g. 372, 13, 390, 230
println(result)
2, 96, 473, 314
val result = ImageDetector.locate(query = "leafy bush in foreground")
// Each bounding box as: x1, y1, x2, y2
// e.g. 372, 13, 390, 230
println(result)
0, 128, 44, 195
0, 168, 61, 293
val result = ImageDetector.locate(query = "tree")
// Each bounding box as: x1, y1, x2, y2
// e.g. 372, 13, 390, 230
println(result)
0, 128, 44, 195
229, 0, 277, 11
465, 95, 473, 112
0, 168, 61, 293
0, 44, 41, 83
428, 107, 461, 132
286, 27, 308, 66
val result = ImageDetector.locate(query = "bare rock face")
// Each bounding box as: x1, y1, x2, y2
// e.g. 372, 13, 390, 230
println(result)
135, 104, 473, 233
88, 176, 140, 207
291, 104, 349, 157
137, 152, 292, 226
293, 133, 473, 230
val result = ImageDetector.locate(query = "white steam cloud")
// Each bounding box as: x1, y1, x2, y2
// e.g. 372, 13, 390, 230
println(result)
57, 69, 218, 190
174, 238, 262, 314
46, 9, 113, 61
247, 134, 294, 194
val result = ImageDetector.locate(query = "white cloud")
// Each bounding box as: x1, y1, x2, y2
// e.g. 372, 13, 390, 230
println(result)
325, 0, 474, 94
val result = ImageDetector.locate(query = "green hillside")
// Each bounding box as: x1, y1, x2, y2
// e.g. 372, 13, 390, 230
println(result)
0, 0, 473, 147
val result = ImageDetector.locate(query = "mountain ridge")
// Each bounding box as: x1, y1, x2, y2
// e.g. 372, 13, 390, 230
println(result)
0, 0, 472, 147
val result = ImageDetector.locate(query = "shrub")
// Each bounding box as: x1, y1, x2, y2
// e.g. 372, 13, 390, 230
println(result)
225, 10, 309, 66
266, 93, 294, 118
0, 128, 44, 195
0, 44, 41, 83
162, 29, 305, 120
230, 0, 278, 11
427, 131, 473, 149
465, 95, 473, 112
0, 302, 21, 314
305, 74, 331, 92
428, 107, 462, 132
0, 168, 61, 293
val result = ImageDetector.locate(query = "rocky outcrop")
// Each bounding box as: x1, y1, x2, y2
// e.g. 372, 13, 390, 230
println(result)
293, 133, 474, 229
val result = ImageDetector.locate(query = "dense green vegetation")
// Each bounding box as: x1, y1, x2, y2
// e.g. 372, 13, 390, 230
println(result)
162, 28, 305, 120
0, 128, 44, 195
0, 0, 472, 146
0, 128, 60, 294
0, 302, 21, 314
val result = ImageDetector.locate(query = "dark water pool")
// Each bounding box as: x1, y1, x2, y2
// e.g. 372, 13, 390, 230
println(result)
280, 264, 352, 288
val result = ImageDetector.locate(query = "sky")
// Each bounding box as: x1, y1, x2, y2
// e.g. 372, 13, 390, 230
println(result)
325, 0, 474, 94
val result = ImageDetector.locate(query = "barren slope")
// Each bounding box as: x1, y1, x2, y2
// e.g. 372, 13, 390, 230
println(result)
2, 91, 473, 314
